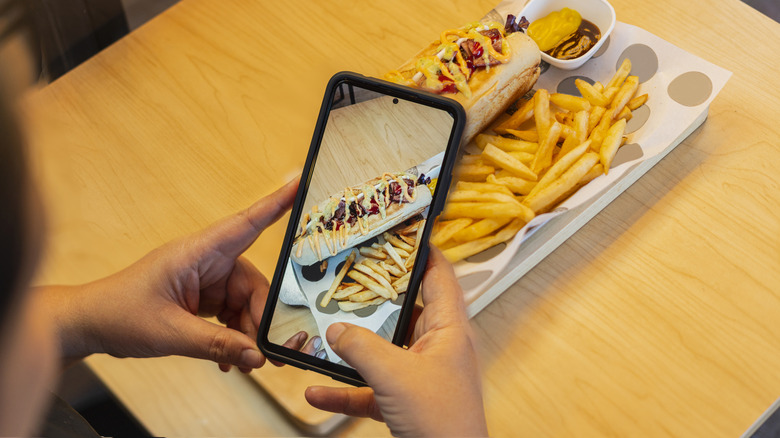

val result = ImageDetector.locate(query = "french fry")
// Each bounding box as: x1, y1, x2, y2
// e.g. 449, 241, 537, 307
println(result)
523, 152, 600, 213
396, 219, 422, 235
379, 260, 405, 277
452, 217, 513, 242
593, 81, 604, 93
362, 259, 392, 283
349, 269, 393, 299
494, 97, 534, 134
442, 218, 526, 263
576, 78, 610, 107
558, 110, 589, 158
550, 93, 592, 112
599, 118, 627, 173
607, 58, 632, 90
559, 123, 575, 141
530, 121, 562, 174
486, 174, 536, 196
587, 106, 606, 135
392, 272, 411, 288
442, 202, 535, 222
482, 143, 537, 181
527, 141, 590, 199
475, 134, 538, 153
627, 93, 648, 110
550, 163, 606, 208
504, 128, 538, 142
615, 106, 632, 121
332, 284, 364, 300
397, 233, 415, 246
383, 242, 407, 273
534, 89, 552, 140
394, 246, 411, 258
507, 151, 535, 164
430, 218, 472, 247
338, 301, 369, 312
413, 218, 425, 251
404, 248, 417, 269
458, 154, 486, 165
603, 86, 619, 102
609, 75, 639, 117
455, 181, 514, 196
588, 107, 616, 151
384, 232, 414, 252
359, 246, 387, 260
349, 290, 381, 302
582, 163, 605, 182
455, 163, 495, 181
555, 111, 574, 125
448, 190, 521, 205
320, 250, 356, 307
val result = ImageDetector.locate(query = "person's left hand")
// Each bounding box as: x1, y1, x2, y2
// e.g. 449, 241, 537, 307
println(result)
43, 178, 309, 372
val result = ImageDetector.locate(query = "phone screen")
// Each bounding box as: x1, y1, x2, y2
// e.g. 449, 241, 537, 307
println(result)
258, 73, 463, 383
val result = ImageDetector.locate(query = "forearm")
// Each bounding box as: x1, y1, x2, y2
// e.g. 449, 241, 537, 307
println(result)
35, 284, 103, 365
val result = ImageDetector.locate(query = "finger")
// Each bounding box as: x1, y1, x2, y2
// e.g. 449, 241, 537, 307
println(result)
245, 176, 300, 233
419, 247, 469, 325
209, 257, 268, 331
269, 331, 307, 367
301, 335, 323, 356
203, 177, 300, 260
305, 386, 383, 422
325, 323, 405, 384
403, 303, 424, 347
172, 313, 267, 369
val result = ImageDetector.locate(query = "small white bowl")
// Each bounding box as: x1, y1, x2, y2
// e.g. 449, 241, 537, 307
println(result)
520, 0, 616, 70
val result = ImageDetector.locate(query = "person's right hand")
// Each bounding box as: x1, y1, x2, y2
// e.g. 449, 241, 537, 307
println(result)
305, 248, 488, 437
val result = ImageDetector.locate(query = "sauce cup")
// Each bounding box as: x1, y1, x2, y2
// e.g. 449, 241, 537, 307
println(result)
520, 0, 616, 70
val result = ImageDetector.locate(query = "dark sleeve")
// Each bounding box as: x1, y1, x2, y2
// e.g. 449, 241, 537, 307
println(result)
38, 394, 102, 438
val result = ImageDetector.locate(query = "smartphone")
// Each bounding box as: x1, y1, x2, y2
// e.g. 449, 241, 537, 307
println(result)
257, 72, 465, 386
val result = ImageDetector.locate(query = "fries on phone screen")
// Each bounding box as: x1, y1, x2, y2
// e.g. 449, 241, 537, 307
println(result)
324, 216, 425, 312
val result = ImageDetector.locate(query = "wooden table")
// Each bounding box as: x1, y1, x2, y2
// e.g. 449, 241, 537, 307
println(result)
22, 0, 780, 436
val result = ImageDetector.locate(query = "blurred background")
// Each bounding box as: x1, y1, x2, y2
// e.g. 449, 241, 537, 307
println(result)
29, 0, 779, 82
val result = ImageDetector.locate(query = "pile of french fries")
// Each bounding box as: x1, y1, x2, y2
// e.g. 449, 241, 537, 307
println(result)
320, 218, 425, 312
435, 59, 648, 263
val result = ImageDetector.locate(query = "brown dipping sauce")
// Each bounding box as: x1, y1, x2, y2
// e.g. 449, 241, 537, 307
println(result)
545, 19, 601, 60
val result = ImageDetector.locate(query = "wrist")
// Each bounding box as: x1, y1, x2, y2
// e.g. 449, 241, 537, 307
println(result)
36, 284, 102, 362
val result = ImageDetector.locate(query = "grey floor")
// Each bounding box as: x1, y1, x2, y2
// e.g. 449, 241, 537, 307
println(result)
120, 0, 179, 29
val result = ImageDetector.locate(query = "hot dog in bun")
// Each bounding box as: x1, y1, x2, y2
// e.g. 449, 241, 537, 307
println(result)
292, 172, 433, 266
385, 15, 540, 143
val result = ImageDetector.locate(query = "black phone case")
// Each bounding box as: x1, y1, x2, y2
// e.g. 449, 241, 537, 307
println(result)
257, 71, 466, 386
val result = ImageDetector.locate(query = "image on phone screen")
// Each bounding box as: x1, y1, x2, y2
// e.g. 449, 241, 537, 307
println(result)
265, 76, 460, 369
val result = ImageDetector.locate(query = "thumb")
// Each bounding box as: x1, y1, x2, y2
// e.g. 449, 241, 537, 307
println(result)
172, 314, 266, 369
326, 323, 405, 383
200, 176, 300, 260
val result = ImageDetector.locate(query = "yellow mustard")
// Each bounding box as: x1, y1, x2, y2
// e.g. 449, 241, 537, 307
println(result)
527, 8, 582, 52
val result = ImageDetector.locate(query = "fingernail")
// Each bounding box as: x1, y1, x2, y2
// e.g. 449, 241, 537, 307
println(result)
312, 336, 322, 350
239, 349, 264, 368
326, 323, 347, 345
315, 350, 327, 360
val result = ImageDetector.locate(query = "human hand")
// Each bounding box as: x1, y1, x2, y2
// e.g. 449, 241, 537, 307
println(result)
43, 179, 307, 372
304, 248, 489, 437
